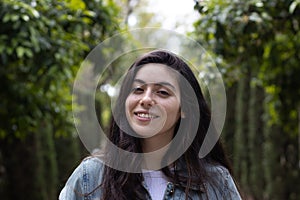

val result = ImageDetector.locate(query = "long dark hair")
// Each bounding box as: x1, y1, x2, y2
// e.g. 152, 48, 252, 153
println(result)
100, 50, 234, 200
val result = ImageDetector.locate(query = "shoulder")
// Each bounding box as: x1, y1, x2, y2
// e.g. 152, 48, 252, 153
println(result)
81, 156, 105, 175
205, 163, 231, 179
80, 156, 105, 185
204, 163, 242, 199
59, 156, 104, 200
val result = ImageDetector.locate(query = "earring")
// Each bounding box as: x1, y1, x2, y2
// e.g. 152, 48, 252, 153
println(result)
181, 111, 186, 118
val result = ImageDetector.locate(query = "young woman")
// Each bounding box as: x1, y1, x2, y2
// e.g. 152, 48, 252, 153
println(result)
59, 50, 242, 200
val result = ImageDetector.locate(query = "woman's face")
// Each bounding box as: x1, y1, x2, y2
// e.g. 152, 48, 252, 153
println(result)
125, 63, 181, 139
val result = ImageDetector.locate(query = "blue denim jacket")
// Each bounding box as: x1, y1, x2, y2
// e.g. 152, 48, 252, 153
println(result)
59, 157, 242, 200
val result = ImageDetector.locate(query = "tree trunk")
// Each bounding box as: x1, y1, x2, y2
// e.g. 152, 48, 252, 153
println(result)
0, 134, 48, 199
222, 82, 237, 161
248, 83, 265, 199
233, 67, 251, 193
39, 119, 58, 200
263, 98, 285, 200
55, 135, 81, 192
0, 118, 60, 200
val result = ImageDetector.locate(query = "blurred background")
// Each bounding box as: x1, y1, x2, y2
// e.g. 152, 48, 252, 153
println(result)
0, 0, 299, 199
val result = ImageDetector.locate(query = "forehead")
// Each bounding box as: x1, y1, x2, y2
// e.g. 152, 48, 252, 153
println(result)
135, 63, 178, 85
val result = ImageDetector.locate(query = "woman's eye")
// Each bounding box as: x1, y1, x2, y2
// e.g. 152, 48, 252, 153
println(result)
132, 87, 144, 94
157, 90, 170, 96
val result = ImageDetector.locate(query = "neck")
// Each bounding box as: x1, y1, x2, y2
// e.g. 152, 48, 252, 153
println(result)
141, 129, 174, 170
142, 130, 173, 152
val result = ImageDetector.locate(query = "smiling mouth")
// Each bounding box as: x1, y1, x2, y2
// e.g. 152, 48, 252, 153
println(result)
134, 112, 159, 119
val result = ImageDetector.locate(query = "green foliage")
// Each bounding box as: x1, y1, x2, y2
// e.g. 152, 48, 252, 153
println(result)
0, 0, 120, 139
193, 0, 300, 199
0, 0, 121, 199
194, 0, 300, 140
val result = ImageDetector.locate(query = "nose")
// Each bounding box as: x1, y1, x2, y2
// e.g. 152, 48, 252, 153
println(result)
140, 88, 154, 107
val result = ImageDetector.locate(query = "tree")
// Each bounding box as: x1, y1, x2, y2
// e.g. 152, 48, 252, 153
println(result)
193, 0, 300, 199
0, 0, 120, 199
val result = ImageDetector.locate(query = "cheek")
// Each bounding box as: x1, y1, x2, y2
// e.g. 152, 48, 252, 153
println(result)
164, 101, 181, 119
125, 98, 132, 124
125, 97, 131, 114
166, 98, 181, 112
125, 95, 136, 113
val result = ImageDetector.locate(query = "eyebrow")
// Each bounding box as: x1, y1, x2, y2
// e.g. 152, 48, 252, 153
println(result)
133, 79, 176, 91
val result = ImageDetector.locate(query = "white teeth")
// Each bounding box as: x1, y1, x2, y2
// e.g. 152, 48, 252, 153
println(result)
137, 113, 156, 119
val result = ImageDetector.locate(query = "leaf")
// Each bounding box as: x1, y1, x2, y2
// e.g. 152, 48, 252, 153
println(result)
289, 0, 300, 14
11, 14, 20, 22
2, 13, 11, 23
83, 10, 96, 17
16, 46, 25, 58
21, 14, 30, 21
25, 49, 33, 57
249, 12, 262, 23
65, 0, 86, 11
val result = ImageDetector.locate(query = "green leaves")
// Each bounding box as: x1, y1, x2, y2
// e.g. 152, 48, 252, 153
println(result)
193, 0, 300, 198
16, 46, 33, 58
0, 0, 120, 139
65, 0, 87, 10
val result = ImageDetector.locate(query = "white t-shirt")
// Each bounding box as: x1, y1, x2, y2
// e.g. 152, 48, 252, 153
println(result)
142, 170, 168, 200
